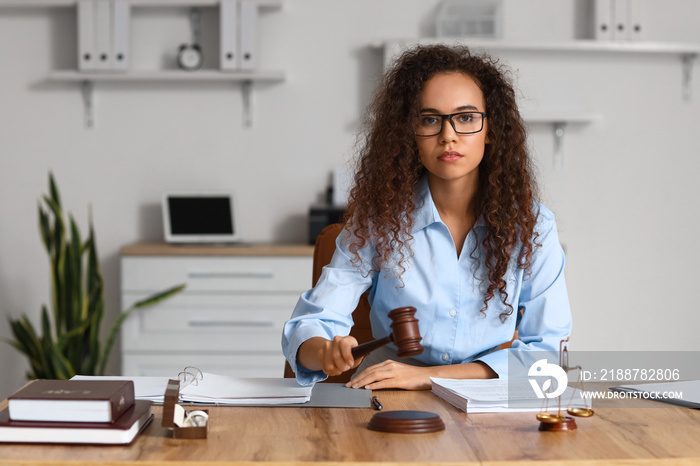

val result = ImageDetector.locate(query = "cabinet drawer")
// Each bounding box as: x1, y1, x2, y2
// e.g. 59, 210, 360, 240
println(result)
121, 294, 297, 352
121, 256, 312, 292
121, 353, 286, 378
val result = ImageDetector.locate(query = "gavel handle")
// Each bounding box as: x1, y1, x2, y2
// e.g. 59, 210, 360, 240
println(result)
351, 335, 393, 359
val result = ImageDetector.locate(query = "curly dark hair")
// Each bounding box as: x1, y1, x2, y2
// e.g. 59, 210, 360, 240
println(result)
344, 44, 540, 321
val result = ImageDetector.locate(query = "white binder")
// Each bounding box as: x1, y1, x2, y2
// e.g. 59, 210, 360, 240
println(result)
220, 0, 239, 70
628, 0, 645, 41
112, 0, 130, 70
94, 0, 113, 70
612, 0, 628, 41
239, 0, 257, 70
593, 0, 613, 40
77, 0, 96, 70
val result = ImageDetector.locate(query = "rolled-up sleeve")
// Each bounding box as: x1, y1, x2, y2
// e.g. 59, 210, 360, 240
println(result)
282, 229, 375, 385
477, 210, 572, 377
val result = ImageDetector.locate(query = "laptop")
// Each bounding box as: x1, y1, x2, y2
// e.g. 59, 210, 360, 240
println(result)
162, 192, 239, 244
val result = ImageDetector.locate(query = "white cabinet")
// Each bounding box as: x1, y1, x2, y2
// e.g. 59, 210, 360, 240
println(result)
120, 243, 313, 378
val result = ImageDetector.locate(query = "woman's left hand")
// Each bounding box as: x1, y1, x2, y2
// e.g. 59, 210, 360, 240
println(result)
345, 360, 431, 390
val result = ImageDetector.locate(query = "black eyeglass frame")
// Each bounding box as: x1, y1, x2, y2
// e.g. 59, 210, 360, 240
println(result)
415, 111, 487, 137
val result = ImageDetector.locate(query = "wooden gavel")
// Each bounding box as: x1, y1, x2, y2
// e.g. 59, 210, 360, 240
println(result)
351, 306, 423, 359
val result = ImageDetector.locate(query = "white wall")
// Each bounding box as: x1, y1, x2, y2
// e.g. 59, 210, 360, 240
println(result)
1, 0, 699, 400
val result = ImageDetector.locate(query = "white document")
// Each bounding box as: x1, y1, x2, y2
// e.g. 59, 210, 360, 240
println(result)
220, 0, 239, 70
77, 0, 96, 70
180, 373, 312, 405
72, 375, 171, 403
430, 378, 586, 413
111, 0, 130, 70
72, 374, 313, 405
239, 0, 257, 70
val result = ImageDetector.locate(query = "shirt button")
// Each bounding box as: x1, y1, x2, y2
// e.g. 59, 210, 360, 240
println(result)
449, 309, 457, 317
442, 354, 449, 361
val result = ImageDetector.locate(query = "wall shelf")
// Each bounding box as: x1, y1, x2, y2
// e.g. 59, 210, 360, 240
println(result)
1, 0, 284, 127
522, 112, 602, 169
48, 69, 284, 82
387, 38, 700, 55
48, 70, 285, 127
381, 38, 698, 167
0, 0, 282, 8
383, 39, 700, 102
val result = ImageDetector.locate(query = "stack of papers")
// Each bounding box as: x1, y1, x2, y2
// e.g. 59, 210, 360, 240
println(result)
73, 374, 312, 406
430, 377, 586, 413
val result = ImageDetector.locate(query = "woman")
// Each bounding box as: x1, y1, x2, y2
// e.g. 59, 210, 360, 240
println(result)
282, 45, 572, 390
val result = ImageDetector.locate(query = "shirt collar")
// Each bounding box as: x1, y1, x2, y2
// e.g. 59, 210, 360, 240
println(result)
410, 176, 486, 234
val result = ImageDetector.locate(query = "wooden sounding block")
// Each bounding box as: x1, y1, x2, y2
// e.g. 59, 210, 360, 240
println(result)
351, 306, 423, 359
368, 410, 445, 434
162, 379, 208, 439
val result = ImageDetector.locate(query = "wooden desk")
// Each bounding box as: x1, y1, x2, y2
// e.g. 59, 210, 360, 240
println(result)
1, 389, 699, 465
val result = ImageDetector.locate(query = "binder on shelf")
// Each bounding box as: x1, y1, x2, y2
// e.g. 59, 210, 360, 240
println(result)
111, 0, 130, 70
612, 0, 628, 41
240, 0, 258, 70
628, 0, 645, 41
77, 0, 96, 70
94, 0, 113, 70
220, 0, 239, 70
593, 0, 612, 40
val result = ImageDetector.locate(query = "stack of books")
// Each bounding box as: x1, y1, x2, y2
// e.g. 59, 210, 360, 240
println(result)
0, 379, 153, 445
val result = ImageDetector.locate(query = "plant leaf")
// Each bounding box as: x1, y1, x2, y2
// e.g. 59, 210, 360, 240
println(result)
133, 284, 186, 309
8, 315, 48, 379
46, 344, 75, 379
38, 206, 52, 255
48, 171, 61, 208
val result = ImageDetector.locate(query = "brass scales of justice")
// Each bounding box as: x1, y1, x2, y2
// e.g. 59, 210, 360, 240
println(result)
536, 338, 595, 431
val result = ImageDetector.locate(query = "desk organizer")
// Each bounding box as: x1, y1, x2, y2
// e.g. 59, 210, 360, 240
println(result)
162, 379, 208, 439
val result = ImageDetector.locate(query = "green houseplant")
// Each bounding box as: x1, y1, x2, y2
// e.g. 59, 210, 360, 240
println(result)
3, 173, 185, 379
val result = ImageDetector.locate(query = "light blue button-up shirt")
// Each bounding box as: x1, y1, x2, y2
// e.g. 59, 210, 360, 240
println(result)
282, 177, 572, 386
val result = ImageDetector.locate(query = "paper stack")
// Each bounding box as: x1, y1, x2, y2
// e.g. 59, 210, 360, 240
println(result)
431, 377, 586, 413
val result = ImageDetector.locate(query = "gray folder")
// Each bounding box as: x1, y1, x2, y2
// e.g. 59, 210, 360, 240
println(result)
276, 383, 372, 408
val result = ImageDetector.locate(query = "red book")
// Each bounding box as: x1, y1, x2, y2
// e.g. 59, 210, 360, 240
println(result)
0, 400, 152, 445
8, 379, 135, 423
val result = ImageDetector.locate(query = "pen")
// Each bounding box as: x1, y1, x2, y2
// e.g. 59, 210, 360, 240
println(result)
372, 396, 383, 410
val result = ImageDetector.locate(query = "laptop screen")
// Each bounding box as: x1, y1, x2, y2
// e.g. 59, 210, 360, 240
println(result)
163, 193, 239, 243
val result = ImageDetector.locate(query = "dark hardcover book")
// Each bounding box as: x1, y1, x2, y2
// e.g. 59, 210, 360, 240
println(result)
8, 379, 135, 423
0, 400, 153, 445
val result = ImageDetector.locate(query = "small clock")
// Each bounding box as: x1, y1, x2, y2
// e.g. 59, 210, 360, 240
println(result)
177, 44, 203, 71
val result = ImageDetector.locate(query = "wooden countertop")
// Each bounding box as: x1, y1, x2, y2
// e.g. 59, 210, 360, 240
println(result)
2, 388, 700, 465
121, 242, 315, 257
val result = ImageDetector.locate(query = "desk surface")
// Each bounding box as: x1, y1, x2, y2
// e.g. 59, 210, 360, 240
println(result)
1, 389, 699, 465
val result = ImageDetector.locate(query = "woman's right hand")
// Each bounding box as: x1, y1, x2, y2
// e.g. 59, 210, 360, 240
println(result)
298, 336, 361, 376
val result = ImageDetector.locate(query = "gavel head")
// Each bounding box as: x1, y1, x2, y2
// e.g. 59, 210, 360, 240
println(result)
388, 306, 423, 358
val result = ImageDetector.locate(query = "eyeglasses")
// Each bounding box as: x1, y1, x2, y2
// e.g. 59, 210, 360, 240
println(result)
415, 111, 487, 137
